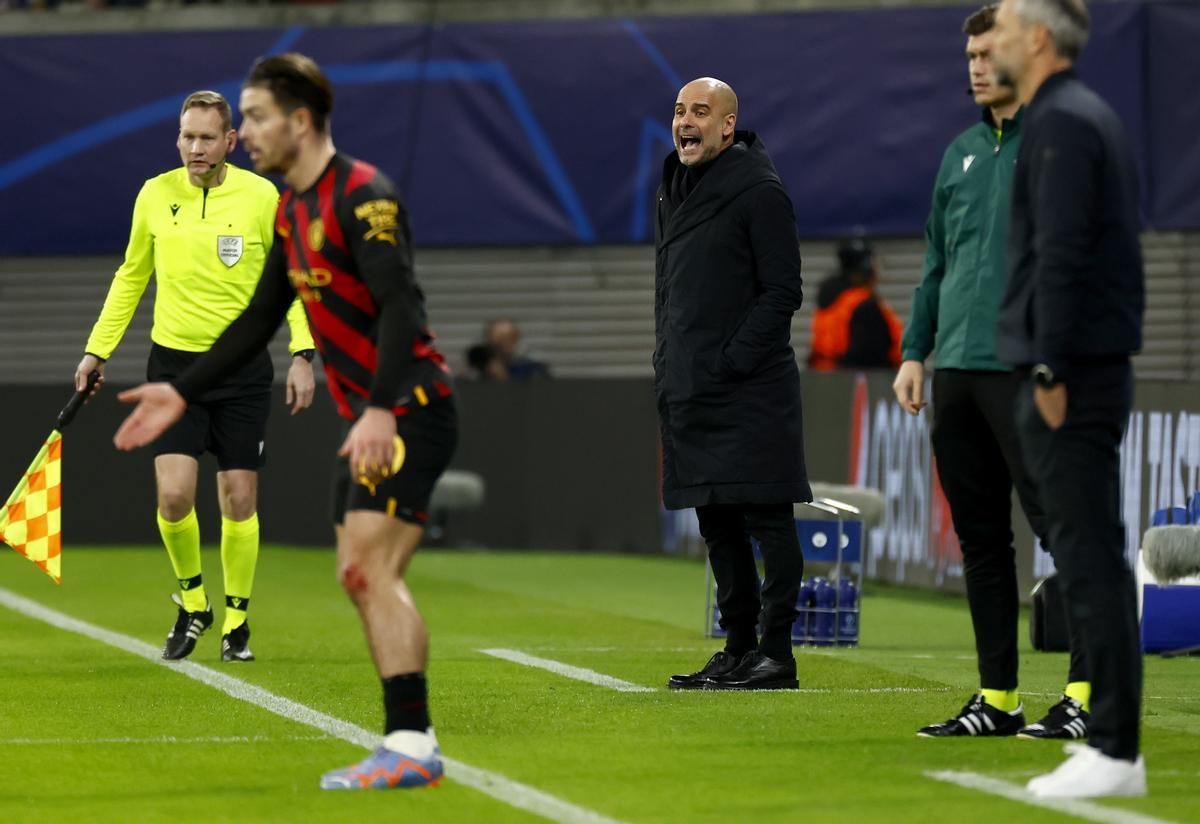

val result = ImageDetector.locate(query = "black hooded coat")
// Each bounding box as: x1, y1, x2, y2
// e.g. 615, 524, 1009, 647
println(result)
653, 131, 811, 510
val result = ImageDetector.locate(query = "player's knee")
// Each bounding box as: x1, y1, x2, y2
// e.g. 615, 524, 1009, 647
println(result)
157, 489, 194, 522
338, 562, 371, 600
222, 491, 257, 522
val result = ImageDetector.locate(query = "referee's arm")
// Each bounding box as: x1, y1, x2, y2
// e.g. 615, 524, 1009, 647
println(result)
255, 192, 315, 356
77, 183, 155, 393
84, 184, 155, 361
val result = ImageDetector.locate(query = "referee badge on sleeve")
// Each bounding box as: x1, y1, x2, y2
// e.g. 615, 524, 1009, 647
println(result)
217, 235, 244, 268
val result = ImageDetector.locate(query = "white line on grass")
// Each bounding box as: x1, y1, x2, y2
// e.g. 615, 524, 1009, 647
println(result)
0, 587, 622, 824
480, 649, 955, 696
480, 648, 655, 693
926, 770, 1178, 824
478, 649, 945, 696
0, 735, 332, 745
1022, 690, 1198, 703
796, 687, 953, 695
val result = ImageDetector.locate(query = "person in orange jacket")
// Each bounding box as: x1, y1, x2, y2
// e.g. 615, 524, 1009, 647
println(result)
808, 236, 902, 371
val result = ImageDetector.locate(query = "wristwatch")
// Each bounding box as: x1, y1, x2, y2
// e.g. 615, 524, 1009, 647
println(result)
293, 349, 316, 363
1031, 363, 1058, 388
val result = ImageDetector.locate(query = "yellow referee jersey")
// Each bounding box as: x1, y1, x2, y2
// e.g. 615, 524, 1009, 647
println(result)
85, 163, 313, 358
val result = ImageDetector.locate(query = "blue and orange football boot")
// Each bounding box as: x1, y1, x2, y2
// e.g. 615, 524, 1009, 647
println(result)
320, 731, 444, 790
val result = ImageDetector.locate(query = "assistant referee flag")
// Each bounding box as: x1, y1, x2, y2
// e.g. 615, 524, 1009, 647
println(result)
1, 372, 98, 584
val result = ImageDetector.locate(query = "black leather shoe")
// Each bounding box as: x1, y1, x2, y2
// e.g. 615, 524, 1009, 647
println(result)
667, 650, 743, 690
704, 651, 798, 690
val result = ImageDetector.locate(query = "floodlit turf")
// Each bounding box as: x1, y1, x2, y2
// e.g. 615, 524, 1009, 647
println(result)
1, 546, 1197, 823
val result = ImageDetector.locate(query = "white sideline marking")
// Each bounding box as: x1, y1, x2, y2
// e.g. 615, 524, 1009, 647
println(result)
0, 734, 332, 745
1022, 690, 1196, 703
797, 687, 952, 695
481, 649, 947, 696
926, 770, 1177, 824
0, 587, 622, 824
480, 648, 655, 693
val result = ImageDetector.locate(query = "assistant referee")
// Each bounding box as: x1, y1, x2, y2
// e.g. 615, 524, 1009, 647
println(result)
75, 90, 316, 663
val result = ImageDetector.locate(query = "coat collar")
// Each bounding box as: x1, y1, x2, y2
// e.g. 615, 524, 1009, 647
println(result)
657, 130, 780, 247
1029, 68, 1077, 112
981, 105, 1024, 133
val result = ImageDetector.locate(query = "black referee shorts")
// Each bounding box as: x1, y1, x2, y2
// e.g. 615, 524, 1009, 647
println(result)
331, 396, 458, 527
147, 343, 274, 472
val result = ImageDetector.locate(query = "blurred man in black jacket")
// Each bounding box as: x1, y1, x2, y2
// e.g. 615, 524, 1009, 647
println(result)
992, 0, 1146, 799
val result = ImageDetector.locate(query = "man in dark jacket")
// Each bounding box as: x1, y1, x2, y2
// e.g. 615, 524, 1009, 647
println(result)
655, 77, 810, 691
895, 3, 1090, 743
993, 0, 1145, 798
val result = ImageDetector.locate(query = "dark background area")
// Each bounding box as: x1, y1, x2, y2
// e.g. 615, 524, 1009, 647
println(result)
2, 1, 1198, 252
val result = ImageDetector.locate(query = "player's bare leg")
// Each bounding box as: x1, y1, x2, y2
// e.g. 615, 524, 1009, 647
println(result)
321, 512, 441, 790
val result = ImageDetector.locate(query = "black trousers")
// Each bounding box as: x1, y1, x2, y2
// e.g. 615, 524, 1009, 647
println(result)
932, 369, 1087, 690
1015, 362, 1141, 760
696, 503, 804, 655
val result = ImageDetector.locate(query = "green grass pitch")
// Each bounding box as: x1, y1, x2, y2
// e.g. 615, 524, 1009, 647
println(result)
1, 546, 1197, 823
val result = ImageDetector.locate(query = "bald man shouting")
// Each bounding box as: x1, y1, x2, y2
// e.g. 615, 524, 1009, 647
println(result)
656, 78, 811, 691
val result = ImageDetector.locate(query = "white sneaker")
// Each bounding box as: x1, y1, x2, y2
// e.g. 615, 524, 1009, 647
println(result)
1027, 743, 1147, 798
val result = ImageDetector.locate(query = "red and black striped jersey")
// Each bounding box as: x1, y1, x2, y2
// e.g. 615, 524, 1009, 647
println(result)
276, 153, 450, 419
172, 152, 452, 419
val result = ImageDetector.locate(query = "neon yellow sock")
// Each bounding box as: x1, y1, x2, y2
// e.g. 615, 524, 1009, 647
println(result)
980, 688, 1020, 712
220, 514, 259, 635
157, 508, 206, 612
1064, 681, 1091, 712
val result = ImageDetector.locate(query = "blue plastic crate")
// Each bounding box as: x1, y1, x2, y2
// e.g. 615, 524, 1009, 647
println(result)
710, 517, 864, 646
1141, 584, 1200, 653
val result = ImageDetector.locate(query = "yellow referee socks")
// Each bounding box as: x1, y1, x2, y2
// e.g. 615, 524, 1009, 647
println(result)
980, 688, 1020, 712
1064, 681, 1092, 712
220, 514, 259, 635
157, 508, 206, 612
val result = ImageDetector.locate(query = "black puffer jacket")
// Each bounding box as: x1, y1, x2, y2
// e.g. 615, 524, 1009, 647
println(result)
653, 131, 811, 509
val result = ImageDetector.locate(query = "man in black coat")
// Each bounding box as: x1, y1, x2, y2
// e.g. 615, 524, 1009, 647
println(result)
655, 77, 810, 691
992, 0, 1145, 798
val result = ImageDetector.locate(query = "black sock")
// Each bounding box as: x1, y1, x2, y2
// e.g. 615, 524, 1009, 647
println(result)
724, 626, 758, 658
758, 627, 793, 661
382, 672, 431, 734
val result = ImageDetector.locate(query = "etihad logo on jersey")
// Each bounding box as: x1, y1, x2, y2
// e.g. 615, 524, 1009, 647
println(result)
354, 198, 399, 246
288, 267, 332, 302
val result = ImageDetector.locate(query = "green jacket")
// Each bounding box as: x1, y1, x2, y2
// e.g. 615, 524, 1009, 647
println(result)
901, 108, 1022, 371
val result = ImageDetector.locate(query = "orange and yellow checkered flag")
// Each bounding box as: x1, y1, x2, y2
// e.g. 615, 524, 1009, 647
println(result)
0, 370, 99, 584
1, 432, 63, 584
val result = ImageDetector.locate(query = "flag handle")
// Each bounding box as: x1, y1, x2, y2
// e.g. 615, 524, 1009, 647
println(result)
56, 370, 100, 431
